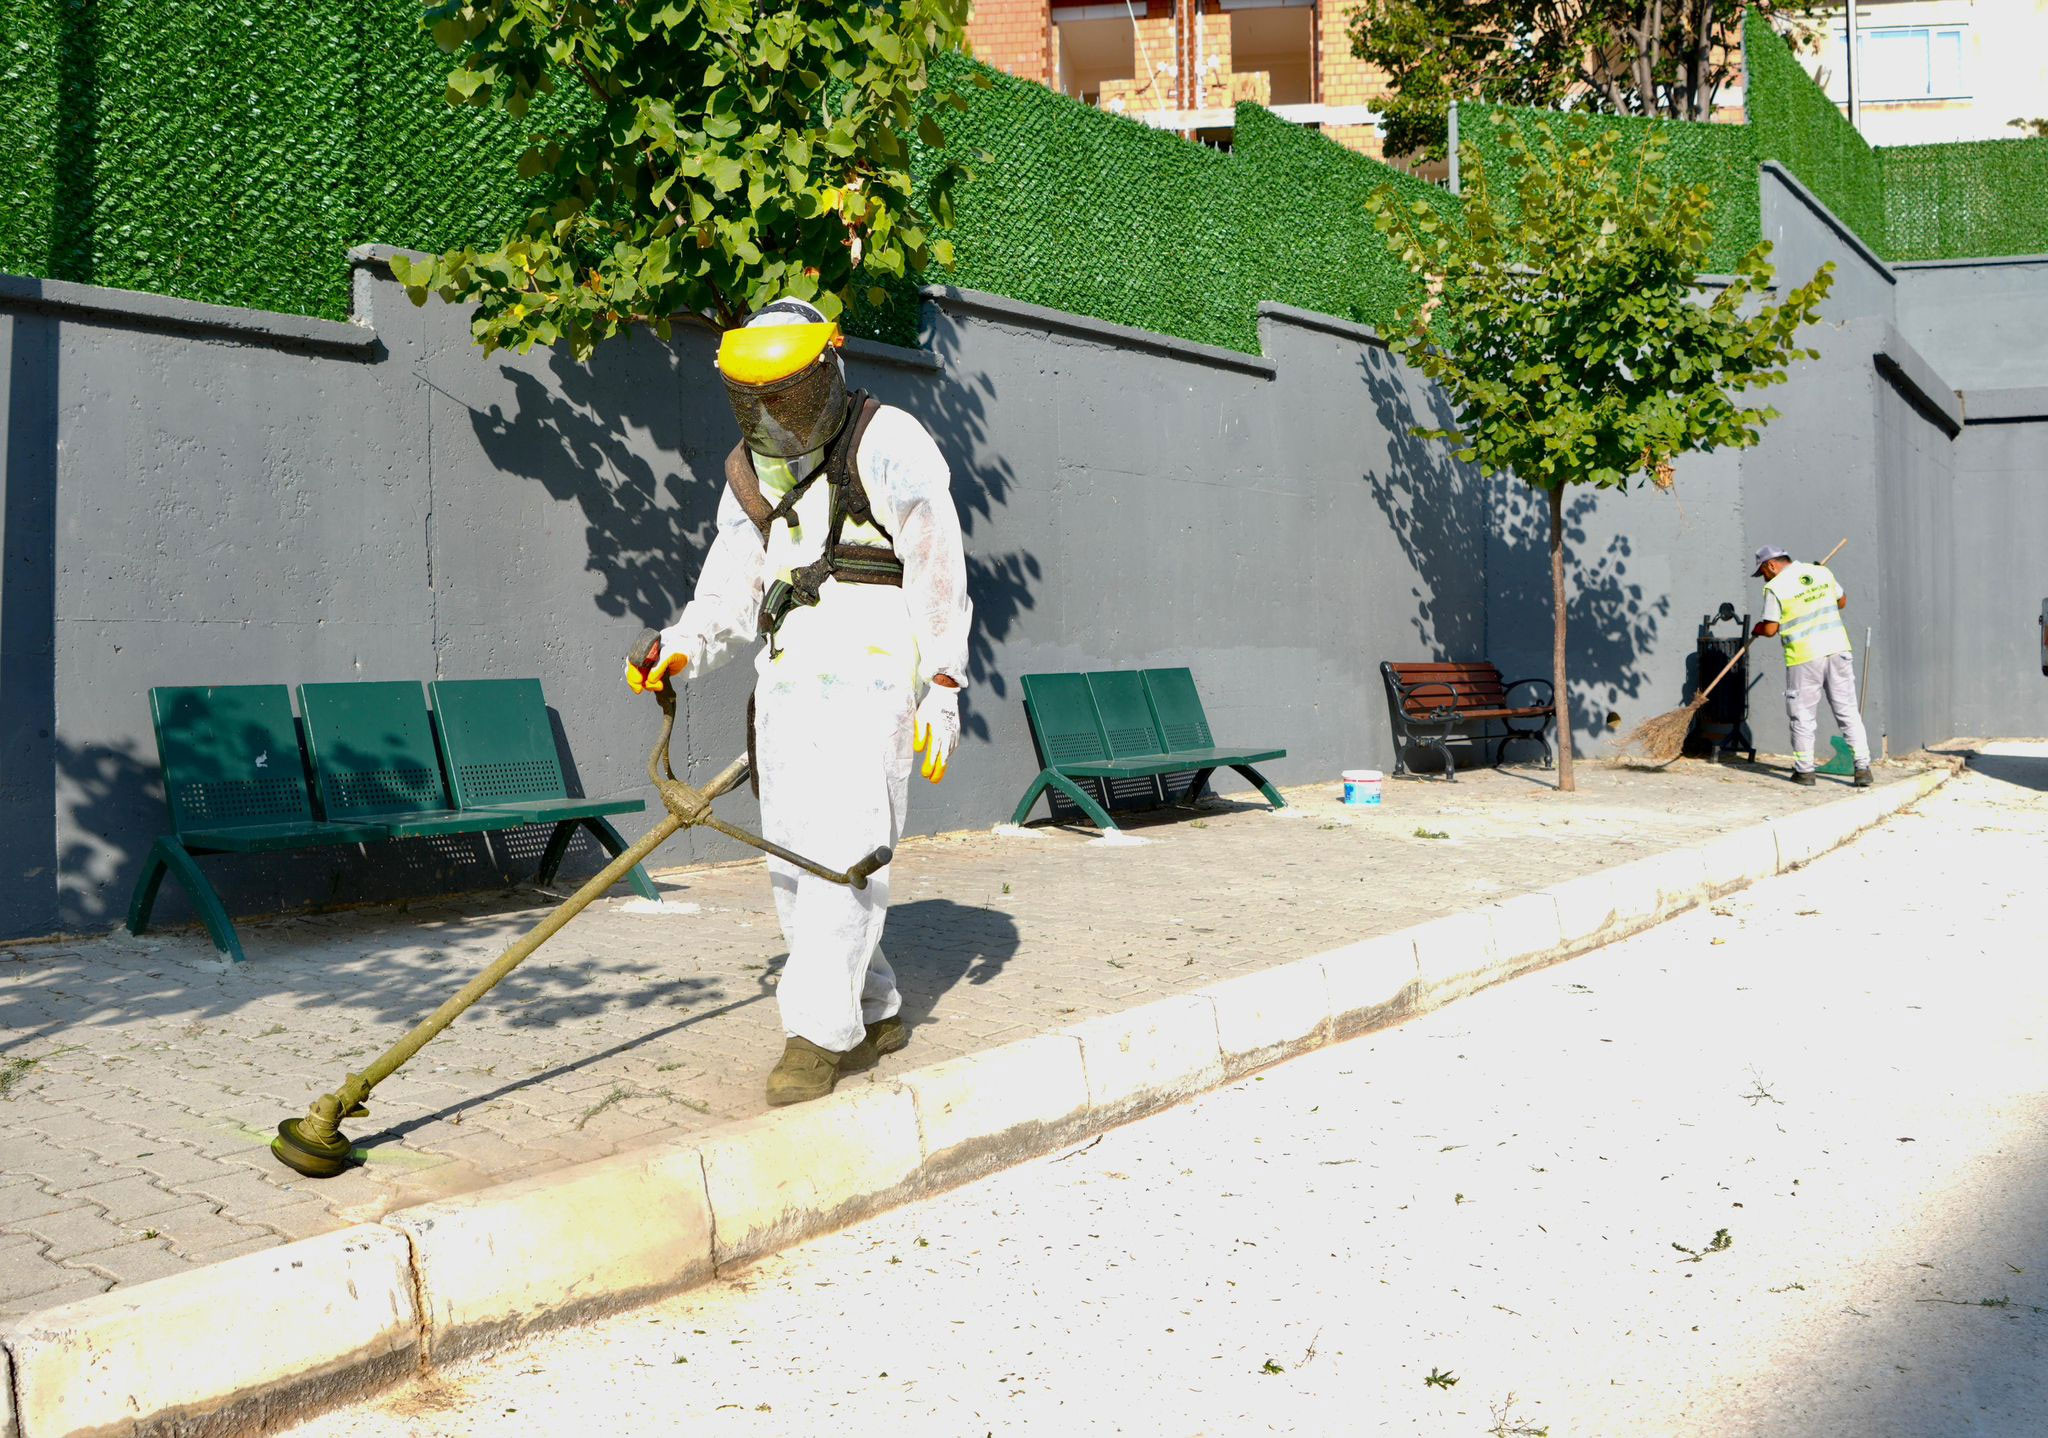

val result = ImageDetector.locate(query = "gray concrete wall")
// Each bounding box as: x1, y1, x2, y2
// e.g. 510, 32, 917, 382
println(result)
1759, 164, 1897, 327
1480, 442, 1745, 755
1895, 257, 2048, 391
1, 267, 1489, 940
5, 182, 2048, 943
1871, 342, 1960, 755
1951, 411, 2048, 739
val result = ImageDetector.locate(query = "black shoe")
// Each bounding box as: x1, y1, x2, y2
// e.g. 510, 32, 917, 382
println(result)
1791, 770, 1817, 787
1853, 766, 1873, 788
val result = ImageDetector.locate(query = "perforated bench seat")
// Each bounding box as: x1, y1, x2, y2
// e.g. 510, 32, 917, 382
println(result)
1011, 668, 1288, 832
1053, 745, 1288, 777
176, 818, 394, 853
126, 678, 652, 961
459, 795, 645, 824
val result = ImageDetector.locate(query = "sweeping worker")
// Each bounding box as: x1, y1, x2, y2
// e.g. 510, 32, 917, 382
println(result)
626, 299, 972, 1106
1750, 544, 1872, 788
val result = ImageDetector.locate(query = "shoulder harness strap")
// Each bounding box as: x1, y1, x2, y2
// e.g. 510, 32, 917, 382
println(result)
723, 392, 885, 543
740, 392, 906, 652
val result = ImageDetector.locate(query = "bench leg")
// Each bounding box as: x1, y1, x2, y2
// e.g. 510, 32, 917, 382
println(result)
127, 838, 245, 963
535, 820, 579, 888
536, 819, 661, 901
582, 817, 661, 901
1499, 721, 1555, 770
1183, 768, 1217, 805
1040, 772, 1121, 833
1010, 772, 1055, 827
1418, 723, 1457, 781
1230, 765, 1287, 811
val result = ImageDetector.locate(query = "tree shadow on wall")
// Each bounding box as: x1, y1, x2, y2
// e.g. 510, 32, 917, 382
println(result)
51, 733, 158, 935
1488, 478, 1670, 738
457, 312, 1044, 745
877, 320, 1040, 743
1356, 346, 1489, 655
462, 334, 721, 634
1356, 345, 1668, 741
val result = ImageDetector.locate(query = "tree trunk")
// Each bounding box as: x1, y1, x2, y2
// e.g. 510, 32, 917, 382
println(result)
1549, 483, 1575, 792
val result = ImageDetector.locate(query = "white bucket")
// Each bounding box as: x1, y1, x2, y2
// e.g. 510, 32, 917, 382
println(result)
1342, 769, 1383, 806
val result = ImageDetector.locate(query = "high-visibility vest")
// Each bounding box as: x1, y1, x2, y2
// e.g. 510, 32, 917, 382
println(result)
1765, 563, 1851, 666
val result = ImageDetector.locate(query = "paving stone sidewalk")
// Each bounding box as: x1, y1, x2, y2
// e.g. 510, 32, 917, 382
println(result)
0, 758, 1929, 1315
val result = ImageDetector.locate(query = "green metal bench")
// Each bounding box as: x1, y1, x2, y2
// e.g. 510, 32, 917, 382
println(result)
428, 679, 651, 886
1011, 667, 1287, 832
127, 679, 650, 962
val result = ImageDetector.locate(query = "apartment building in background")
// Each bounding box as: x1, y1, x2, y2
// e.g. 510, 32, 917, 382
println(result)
968, 0, 1391, 154
1797, 1, 2048, 144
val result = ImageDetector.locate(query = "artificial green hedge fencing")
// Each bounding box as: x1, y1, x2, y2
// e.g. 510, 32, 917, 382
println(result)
0, 9, 1454, 352
899, 53, 1455, 353
1743, 12, 2048, 262
1879, 139, 2048, 262
5, 5, 2041, 348
0, 0, 581, 323
1743, 11, 1887, 253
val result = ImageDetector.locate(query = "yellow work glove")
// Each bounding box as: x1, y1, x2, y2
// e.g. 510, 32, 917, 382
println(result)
624, 635, 687, 695
913, 682, 960, 784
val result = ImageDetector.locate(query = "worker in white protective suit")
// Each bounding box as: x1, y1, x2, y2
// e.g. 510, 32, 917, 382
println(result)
625, 298, 972, 1106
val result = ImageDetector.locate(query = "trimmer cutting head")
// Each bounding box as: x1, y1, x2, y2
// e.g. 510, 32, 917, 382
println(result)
271, 1118, 354, 1178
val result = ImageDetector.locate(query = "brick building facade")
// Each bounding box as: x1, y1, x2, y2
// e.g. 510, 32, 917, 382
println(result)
967, 0, 1394, 156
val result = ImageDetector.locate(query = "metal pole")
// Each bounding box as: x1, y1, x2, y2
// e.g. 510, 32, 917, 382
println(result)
1447, 101, 1461, 196
1844, 0, 1862, 134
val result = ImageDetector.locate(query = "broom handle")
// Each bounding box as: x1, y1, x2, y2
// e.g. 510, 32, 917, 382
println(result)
1695, 537, 1849, 705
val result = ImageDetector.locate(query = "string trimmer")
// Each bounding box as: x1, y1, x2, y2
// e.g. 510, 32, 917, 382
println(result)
272, 633, 890, 1179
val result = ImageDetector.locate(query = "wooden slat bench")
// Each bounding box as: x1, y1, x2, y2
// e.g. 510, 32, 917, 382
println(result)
1012, 667, 1287, 832
1379, 660, 1555, 781
126, 679, 652, 962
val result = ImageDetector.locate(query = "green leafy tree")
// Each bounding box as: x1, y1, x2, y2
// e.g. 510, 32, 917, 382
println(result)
1350, 2, 1823, 159
1364, 118, 1833, 790
2010, 118, 2048, 139
390, 0, 975, 356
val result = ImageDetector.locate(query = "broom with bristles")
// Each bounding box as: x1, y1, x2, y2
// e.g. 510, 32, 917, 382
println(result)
1617, 537, 1847, 765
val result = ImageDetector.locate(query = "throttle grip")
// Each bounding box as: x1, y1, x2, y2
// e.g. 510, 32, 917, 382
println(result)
627, 629, 662, 679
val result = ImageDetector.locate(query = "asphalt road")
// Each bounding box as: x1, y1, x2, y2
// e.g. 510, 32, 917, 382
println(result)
286, 746, 2048, 1437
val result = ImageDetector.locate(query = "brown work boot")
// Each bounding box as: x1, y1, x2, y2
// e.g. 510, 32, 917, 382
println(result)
1853, 766, 1874, 787
867, 1014, 908, 1058
837, 1016, 909, 1076
765, 1037, 846, 1107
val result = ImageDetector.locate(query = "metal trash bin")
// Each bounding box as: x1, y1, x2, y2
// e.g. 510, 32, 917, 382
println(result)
1688, 603, 1756, 762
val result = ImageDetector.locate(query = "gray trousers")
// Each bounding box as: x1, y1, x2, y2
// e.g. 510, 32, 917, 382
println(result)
1786, 650, 1870, 772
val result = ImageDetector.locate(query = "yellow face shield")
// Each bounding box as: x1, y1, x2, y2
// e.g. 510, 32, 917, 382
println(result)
717, 322, 850, 458
717, 322, 843, 384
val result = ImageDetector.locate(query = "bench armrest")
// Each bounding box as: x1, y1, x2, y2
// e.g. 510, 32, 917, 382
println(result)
1397, 679, 1461, 722
1503, 677, 1555, 709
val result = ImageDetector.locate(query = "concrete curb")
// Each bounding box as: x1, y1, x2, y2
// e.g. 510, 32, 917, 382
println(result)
0, 767, 1954, 1437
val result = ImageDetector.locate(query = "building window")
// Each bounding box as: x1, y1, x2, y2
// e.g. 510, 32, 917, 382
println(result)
1825, 24, 1970, 103
1224, 0, 1314, 107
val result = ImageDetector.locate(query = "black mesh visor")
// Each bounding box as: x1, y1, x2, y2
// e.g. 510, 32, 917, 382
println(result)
723, 357, 848, 458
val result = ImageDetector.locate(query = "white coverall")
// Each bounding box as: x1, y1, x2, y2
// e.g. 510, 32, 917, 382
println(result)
658, 407, 972, 1052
